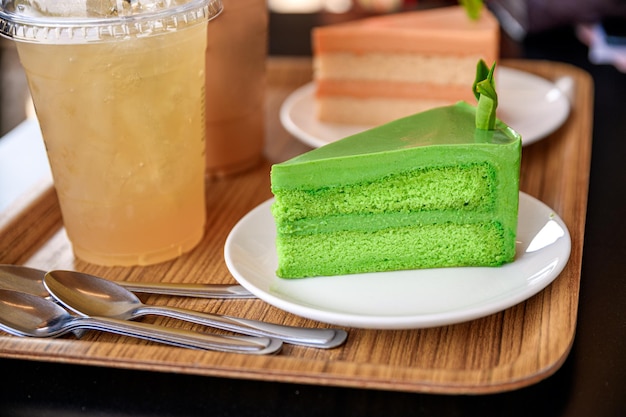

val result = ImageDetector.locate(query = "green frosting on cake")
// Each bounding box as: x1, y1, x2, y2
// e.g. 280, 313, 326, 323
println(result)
271, 101, 521, 278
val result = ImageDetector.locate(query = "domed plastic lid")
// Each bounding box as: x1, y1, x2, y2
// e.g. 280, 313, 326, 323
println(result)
0, 0, 223, 43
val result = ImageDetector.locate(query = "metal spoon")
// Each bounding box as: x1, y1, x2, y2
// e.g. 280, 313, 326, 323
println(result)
0, 289, 282, 355
0, 265, 254, 299
44, 270, 348, 349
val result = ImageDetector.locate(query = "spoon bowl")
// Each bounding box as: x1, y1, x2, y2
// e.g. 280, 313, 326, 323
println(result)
0, 289, 282, 354
44, 270, 348, 349
0, 265, 50, 299
0, 289, 65, 337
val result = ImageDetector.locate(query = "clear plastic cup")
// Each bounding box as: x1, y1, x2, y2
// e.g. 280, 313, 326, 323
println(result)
0, 0, 223, 266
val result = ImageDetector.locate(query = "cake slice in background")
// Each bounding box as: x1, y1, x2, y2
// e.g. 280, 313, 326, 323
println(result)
271, 61, 521, 279
312, 4, 500, 125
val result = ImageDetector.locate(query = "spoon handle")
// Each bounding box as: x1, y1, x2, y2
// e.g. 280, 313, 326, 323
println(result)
136, 305, 347, 349
117, 281, 255, 299
74, 316, 282, 355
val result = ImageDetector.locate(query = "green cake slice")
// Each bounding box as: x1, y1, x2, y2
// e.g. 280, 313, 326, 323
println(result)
271, 63, 521, 279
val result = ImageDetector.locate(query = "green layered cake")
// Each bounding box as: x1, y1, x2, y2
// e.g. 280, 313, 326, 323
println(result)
271, 61, 521, 278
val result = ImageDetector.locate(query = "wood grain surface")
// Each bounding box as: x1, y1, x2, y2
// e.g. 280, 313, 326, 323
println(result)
0, 58, 593, 394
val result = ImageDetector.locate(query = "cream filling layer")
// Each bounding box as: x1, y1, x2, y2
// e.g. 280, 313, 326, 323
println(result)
316, 97, 452, 125
314, 53, 484, 84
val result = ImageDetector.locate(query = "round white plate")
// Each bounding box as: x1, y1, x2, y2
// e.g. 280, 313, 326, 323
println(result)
224, 192, 571, 329
280, 67, 571, 148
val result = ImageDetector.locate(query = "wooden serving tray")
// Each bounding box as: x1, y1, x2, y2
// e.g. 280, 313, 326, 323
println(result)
0, 58, 593, 394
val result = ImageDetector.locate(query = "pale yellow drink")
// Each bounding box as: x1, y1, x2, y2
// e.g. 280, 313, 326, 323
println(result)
13, 7, 215, 266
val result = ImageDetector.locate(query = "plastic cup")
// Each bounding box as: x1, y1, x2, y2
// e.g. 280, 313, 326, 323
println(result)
204, 0, 266, 178
0, 0, 223, 266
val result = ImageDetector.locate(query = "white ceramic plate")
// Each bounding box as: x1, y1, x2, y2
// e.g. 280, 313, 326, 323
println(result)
224, 192, 571, 329
280, 67, 571, 148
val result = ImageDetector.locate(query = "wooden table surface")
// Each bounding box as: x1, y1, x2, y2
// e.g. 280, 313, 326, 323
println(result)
0, 57, 593, 394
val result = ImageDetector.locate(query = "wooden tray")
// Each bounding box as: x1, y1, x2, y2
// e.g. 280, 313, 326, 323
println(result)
0, 58, 593, 394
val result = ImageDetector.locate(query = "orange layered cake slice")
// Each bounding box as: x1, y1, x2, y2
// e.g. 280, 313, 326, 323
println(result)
312, 5, 499, 125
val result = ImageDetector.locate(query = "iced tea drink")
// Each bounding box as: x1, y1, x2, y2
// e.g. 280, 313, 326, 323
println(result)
204, 0, 266, 177
0, 0, 223, 266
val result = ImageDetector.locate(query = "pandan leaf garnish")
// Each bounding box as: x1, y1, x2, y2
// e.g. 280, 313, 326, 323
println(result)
459, 0, 483, 20
473, 59, 498, 131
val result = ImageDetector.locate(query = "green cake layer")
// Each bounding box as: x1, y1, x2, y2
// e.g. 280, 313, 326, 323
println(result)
271, 101, 521, 278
